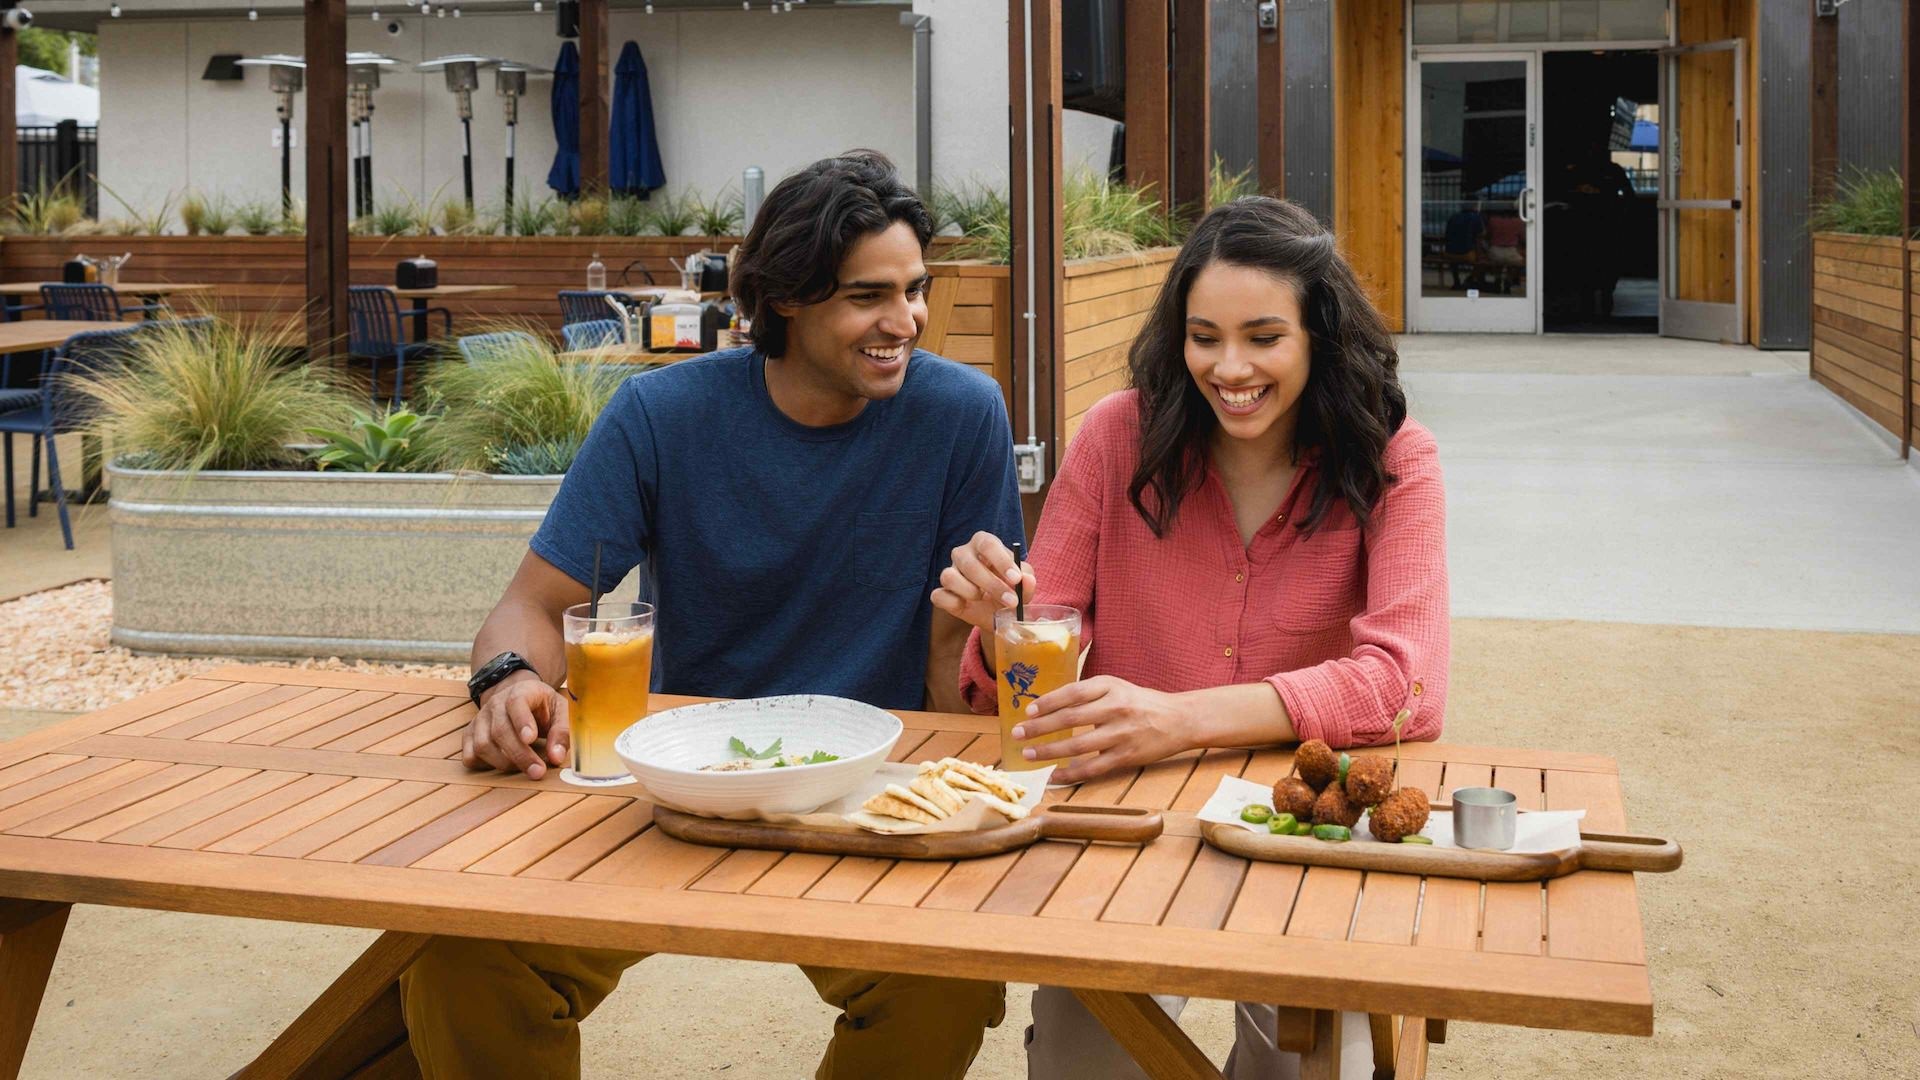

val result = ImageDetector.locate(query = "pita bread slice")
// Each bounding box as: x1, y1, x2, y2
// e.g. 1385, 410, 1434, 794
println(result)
941, 759, 1026, 802
974, 791, 1030, 821
883, 783, 949, 820
942, 769, 992, 794
910, 773, 966, 817
860, 792, 941, 825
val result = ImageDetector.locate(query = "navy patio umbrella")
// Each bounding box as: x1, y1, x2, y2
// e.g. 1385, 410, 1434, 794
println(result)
547, 41, 581, 198
609, 41, 667, 195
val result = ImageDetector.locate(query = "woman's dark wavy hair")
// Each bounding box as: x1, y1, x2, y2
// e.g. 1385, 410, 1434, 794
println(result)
730, 150, 933, 359
1126, 196, 1407, 538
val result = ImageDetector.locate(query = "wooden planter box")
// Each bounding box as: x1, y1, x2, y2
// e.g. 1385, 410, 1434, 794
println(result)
1810, 232, 1914, 444
1062, 249, 1177, 447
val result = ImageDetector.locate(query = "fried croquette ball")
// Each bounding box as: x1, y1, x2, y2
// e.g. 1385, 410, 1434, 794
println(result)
1272, 777, 1318, 820
1344, 755, 1394, 807
1367, 787, 1431, 843
1311, 784, 1362, 828
1294, 739, 1339, 790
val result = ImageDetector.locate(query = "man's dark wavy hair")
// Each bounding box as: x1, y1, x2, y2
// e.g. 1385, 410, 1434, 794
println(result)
730, 150, 934, 359
1126, 196, 1407, 538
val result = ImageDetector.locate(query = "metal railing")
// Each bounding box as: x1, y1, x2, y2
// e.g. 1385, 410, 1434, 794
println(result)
17, 122, 99, 217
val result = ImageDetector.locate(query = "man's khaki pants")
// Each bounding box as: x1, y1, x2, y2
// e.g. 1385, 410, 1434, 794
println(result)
399, 935, 1006, 1079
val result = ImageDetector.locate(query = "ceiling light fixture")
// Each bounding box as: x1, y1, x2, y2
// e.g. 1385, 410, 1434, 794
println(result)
109, 1, 122, 14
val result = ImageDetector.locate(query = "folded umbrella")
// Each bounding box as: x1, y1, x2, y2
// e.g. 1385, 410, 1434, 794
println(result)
547, 41, 581, 198
609, 41, 667, 195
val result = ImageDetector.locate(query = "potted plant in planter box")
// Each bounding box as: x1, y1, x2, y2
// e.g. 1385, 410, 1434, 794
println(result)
76, 319, 618, 663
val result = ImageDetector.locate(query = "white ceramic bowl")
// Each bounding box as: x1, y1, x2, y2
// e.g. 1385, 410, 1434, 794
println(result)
614, 695, 902, 816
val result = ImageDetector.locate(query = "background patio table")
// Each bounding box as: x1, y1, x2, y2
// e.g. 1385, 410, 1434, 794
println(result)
388, 284, 512, 342
0, 283, 214, 321
0, 668, 1656, 1080
557, 343, 699, 365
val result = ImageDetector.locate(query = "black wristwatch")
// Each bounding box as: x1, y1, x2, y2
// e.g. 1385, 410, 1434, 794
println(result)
468, 652, 538, 707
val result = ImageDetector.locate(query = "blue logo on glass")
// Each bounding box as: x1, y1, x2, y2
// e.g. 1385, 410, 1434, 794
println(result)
1004, 661, 1040, 709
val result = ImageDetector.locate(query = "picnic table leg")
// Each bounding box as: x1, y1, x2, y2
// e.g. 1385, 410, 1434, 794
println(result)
1299, 1008, 1342, 1080
408, 299, 429, 344
1069, 989, 1225, 1080
1393, 1016, 1430, 1079
1367, 1013, 1397, 1078
0, 899, 72, 1080
233, 930, 431, 1080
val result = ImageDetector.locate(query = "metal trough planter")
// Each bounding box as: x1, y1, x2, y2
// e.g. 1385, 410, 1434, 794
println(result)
107, 463, 560, 663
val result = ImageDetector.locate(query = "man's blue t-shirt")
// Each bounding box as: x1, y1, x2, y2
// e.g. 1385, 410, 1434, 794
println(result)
530, 347, 1024, 711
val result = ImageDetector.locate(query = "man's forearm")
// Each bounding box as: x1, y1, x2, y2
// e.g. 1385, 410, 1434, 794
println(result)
471, 596, 569, 688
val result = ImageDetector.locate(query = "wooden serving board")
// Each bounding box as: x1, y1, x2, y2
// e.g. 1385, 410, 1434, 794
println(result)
1201, 819, 1682, 882
652, 803, 1163, 861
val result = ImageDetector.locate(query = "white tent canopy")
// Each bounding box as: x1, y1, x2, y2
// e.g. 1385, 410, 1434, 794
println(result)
17, 66, 99, 127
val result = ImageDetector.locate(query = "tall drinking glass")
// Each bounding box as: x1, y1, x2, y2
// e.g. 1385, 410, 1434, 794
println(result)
561, 601, 654, 786
994, 604, 1081, 774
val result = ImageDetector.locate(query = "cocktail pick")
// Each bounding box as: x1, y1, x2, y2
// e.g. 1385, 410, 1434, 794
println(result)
589, 541, 603, 621
1010, 539, 1026, 622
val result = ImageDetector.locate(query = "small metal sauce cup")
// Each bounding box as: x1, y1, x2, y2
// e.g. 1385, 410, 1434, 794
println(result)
1451, 787, 1517, 850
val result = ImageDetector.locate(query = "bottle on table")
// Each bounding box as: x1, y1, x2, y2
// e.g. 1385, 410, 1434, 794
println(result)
586, 252, 607, 291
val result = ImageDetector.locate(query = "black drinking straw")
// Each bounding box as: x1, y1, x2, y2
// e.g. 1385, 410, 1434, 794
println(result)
1011, 539, 1026, 622
589, 541, 604, 621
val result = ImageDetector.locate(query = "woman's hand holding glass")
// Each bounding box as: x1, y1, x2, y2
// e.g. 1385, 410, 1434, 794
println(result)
1010, 675, 1195, 785
931, 531, 1035, 633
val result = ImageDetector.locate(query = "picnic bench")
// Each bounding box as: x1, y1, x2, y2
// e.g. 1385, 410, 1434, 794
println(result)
0, 668, 1656, 1079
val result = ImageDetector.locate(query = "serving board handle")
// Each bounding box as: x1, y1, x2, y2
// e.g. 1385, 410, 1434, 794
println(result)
1035, 804, 1163, 844
1579, 832, 1684, 873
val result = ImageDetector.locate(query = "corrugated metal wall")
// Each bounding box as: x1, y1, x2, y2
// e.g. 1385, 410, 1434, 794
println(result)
1838, 0, 1900, 175
1211, 0, 1259, 179
1758, 0, 1810, 348
1285, 0, 1334, 223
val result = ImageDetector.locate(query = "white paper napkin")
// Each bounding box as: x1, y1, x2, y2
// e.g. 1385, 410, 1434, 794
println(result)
1196, 774, 1585, 853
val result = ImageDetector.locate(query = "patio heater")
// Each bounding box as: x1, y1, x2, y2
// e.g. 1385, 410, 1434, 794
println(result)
417, 55, 502, 209
234, 55, 304, 214
347, 54, 400, 219
494, 60, 551, 214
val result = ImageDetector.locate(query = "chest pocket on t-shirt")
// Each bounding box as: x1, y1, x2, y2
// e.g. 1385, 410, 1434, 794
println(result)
854, 510, 933, 591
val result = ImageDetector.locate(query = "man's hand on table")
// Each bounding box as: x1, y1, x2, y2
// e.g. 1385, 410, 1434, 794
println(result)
462, 670, 571, 780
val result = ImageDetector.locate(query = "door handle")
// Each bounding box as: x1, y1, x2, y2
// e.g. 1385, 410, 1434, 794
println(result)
1518, 187, 1535, 224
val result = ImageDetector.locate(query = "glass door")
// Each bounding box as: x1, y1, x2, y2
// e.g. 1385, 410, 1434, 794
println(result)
1658, 39, 1745, 343
1409, 53, 1538, 332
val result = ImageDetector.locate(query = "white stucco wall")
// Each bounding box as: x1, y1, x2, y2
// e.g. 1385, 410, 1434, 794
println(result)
96, 6, 919, 218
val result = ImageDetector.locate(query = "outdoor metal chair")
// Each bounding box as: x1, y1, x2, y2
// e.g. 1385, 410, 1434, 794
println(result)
39, 283, 168, 322
457, 331, 541, 365
348, 286, 448, 405
562, 319, 623, 351
557, 290, 624, 327
0, 325, 143, 550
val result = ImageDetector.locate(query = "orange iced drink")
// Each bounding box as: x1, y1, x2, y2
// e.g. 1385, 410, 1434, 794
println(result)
994, 605, 1081, 772
562, 602, 654, 784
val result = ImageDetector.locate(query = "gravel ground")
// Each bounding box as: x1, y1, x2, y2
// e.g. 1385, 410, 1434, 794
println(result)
0, 581, 467, 712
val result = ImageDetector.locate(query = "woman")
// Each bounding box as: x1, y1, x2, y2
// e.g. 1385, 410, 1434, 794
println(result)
932, 197, 1448, 1079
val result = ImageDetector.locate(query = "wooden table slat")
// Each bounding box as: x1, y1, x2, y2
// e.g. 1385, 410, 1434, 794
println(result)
360, 788, 534, 868
0, 755, 87, 793
1171, 749, 1253, 813
978, 841, 1083, 916
231, 691, 397, 747
409, 791, 584, 872
572, 823, 727, 890
1481, 883, 1545, 956
362, 705, 477, 757
155, 774, 349, 851
1101, 836, 1202, 926
1348, 873, 1423, 946
464, 796, 627, 877
917, 850, 1023, 912
519, 801, 653, 881
277, 695, 435, 751
0, 760, 164, 832
855, 859, 953, 908
1038, 844, 1141, 920
0, 758, 119, 813
1414, 878, 1482, 952
149, 684, 319, 741
689, 849, 786, 894
802, 856, 895, 903
1159, 842, 1248, 930
1222, 861, 1305, 936
188, 687, 355, 744
99, 770, 305, 847
745, 853, 841, 898
1440, 762, 1494, 804
207, 777, 400, 855
5, 764, 212, 839
257, 781, 443, 860
54, 767, 262, 843
1283, 867, 1363, 941
323, 700, 474, 755
112, 683, 277, 738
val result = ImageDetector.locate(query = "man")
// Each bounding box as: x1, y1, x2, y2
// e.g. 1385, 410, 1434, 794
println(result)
401, 151, 1022, 1078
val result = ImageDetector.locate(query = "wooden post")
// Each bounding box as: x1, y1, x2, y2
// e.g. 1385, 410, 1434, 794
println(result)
1123, 0, 1170, 208
1256, 0, 1284, 198
579, 0, 610, 195
1171, 0, 1210, 215
1902, 0, 1916, 459
0, 28, 17, 208
304, 0, 349, 358
1009, 0, 1066, 517
1810, 3, 1839, 207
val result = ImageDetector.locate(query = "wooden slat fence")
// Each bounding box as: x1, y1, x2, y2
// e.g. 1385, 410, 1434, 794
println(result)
1810, 232, 1914, 445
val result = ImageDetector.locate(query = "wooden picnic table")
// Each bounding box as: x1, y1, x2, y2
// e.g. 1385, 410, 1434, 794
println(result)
0, 668, 1656, 1079
0, 283, 214, 322
386, 285, 512, 343
0, 319, 147, 354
